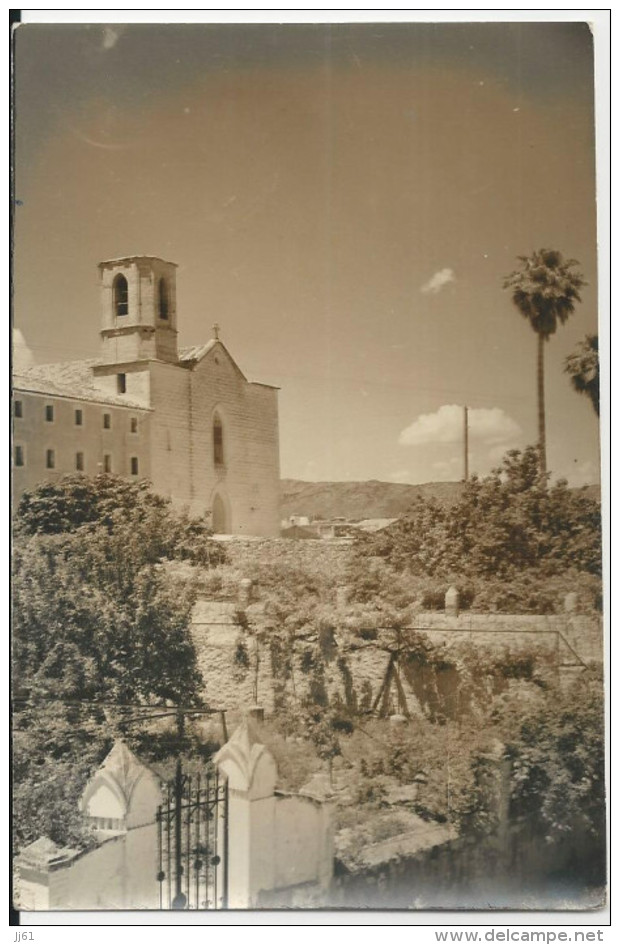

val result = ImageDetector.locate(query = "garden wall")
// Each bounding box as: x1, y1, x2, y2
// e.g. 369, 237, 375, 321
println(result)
217, 536, 353, 578
191, 595, 603, 717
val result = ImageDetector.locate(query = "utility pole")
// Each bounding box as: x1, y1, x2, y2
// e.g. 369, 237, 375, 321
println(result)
463, 405, 469, 482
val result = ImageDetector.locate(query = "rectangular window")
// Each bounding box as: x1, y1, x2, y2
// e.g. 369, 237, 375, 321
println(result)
14, 445, 24, 467
103, 413, 111, 430
75, 408, 83, 426
103, 454, 112, 473
46, 449, 55, 469
45, 404, 54, 423
14, 400, 23, 418
76, 452, 84, 472
130, 416, 138, 434
130, 456, 139, 476
117, 374, 126, 394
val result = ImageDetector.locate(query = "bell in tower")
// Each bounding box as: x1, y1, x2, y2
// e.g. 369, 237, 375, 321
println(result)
98, 256, 179, 365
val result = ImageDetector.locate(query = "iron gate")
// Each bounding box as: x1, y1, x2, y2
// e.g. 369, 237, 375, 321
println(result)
156, 768, 228, 910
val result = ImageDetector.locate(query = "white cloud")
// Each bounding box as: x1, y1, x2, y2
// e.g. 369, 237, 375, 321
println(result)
102, 27, 120, 50
420, 268, 455, 295
13, 328, 35, 371
399, 404, 521, 447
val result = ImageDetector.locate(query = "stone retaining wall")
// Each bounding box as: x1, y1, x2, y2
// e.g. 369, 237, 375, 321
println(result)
191, 595, 603, 716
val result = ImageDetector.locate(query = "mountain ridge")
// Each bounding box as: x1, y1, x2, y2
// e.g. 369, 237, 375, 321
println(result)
280, 478, 601, 522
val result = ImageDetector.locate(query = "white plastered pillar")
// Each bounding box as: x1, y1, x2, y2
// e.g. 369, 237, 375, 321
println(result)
214, 720, 277, 908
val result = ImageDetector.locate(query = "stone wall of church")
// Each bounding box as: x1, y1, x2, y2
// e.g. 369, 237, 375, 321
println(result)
93, 363, 151, 404
186, 347, 280, 536
140, 350, 280, 536
147, 360, 193, 506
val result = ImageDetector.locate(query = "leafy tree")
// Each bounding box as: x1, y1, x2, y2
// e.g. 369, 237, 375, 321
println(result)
565, 333, 600, 417
12, 475, 226, 849
504, 249, 586, 477
15, 474, 226, 568
354, 447, 601, 583
12, 536, 202, 706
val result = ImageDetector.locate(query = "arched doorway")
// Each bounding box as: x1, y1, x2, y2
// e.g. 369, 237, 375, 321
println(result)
212, 492, 229, 534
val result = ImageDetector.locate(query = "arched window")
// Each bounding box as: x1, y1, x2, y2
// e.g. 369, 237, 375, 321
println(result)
113, 274, 128, 317
158, 278, 169, 320
213, 413, 224, 466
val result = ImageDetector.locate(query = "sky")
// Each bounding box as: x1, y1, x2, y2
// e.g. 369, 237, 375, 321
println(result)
13, 17, 603, 486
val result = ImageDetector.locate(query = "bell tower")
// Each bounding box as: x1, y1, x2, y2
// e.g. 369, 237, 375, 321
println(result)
98, 256, 179, 364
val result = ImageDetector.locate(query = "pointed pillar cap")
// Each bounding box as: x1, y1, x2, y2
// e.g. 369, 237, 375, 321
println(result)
214, 718, 277, 798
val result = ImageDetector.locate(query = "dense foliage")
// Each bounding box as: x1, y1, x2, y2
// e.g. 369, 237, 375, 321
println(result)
225, 449, 604, 879
494, 667, 605, 850
12, 468, 605, 892
565, 333, 600, 417
15, 474, 226, 568
503, 250, 586, 341
260, 667, 605, 869
12, 475, 226, 850
354, 448, 601, 585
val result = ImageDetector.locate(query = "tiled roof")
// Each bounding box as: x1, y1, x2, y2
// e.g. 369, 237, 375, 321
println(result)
12, 338, 255, 406
178, 341, 217, 363
180, 340, 254, 384
13, 359, 149, 410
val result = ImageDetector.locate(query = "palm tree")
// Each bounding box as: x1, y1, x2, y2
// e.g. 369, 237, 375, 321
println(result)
565, 334, 600, 417
503, 249, 586, 478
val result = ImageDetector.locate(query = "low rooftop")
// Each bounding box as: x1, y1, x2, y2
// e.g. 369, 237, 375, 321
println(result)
13, 359, 147, 410
12, 345, 226, 408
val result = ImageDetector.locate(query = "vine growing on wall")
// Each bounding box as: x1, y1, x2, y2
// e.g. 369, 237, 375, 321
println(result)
231, 560, 558, 741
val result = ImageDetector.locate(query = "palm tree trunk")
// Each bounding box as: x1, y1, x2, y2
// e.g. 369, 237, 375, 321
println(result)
537, 332, 547, 479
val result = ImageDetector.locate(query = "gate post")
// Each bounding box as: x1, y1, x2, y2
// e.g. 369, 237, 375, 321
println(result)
214, 719, 277, 908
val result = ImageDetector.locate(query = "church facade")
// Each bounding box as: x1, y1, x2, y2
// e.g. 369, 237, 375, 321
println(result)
12, 256, 281, 537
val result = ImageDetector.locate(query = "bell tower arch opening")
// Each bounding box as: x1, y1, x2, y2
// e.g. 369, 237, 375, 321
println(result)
113, 274, 129, 317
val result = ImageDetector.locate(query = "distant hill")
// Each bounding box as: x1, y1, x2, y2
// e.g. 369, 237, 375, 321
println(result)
280, 479, 601, 522
280, 479, 465, 521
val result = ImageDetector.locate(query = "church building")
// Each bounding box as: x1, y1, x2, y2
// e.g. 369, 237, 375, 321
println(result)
12, 256, 281, 537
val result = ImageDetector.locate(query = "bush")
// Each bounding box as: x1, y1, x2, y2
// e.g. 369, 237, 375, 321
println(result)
469, 570, 602, 614
419, 581, 476, 611
495, 667, 605, 845
258, 724, 322, 792
15, 474, 227, 569
355, 448, 601, 582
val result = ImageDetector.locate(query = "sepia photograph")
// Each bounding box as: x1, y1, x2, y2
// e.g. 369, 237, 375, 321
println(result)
11, 13, 607, 918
